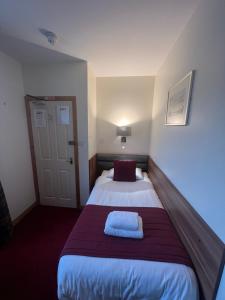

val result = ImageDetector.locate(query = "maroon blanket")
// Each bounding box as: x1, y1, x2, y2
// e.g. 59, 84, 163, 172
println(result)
61, 205, 192, 267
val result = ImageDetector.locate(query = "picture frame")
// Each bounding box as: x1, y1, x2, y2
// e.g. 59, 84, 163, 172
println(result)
165, 70, 194, 126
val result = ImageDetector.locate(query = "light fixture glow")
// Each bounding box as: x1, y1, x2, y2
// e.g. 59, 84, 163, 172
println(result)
117, 118, 130, 127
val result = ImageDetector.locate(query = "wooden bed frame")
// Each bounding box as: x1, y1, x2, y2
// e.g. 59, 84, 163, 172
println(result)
89, 153, 225, 300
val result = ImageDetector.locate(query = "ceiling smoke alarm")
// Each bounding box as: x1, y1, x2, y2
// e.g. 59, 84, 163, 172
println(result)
39, 28, 57, 45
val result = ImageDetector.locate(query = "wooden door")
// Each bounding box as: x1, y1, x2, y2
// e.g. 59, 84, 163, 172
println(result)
27, 97, 79, 208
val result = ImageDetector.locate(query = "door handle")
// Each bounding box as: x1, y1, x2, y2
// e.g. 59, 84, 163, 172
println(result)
66, 157, 73, 164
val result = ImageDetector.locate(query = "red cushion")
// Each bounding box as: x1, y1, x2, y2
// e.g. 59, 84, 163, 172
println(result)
113, 160, 136, 182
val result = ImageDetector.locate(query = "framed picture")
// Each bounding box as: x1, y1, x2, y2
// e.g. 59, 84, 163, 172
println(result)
165, 70, 194, 126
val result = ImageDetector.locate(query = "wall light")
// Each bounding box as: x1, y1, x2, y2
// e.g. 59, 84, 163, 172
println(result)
117, 126, 131, 148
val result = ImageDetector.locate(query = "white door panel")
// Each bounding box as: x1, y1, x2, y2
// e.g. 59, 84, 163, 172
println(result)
30, 100, 76, 208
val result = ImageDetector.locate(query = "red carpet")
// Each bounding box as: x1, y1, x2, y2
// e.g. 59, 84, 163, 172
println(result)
0, 205, 80, 300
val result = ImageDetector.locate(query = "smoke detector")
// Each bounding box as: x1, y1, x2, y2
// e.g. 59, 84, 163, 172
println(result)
39, 28, 57, 45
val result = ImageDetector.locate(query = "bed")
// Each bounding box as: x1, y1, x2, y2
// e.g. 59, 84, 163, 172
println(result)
57, 169, 199, 300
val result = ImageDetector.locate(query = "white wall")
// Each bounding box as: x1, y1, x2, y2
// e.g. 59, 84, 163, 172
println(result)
87, 66, 97, 159
0, 51, 35, 220
22, 62, 89, 205
97, 76, 154, 154
149, 0, 225, 298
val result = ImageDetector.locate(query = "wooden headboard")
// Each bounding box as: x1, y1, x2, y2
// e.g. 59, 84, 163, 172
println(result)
148, 157, 225, 300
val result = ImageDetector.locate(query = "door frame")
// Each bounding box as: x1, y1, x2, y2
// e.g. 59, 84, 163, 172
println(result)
25, 95, 80, 208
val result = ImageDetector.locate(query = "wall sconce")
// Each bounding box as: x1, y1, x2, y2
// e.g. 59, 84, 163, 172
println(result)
117, 126, 131, 149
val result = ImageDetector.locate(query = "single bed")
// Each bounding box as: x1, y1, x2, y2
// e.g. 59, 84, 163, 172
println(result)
58, 170, 199, 300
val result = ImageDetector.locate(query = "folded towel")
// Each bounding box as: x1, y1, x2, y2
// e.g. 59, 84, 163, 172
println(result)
107, 211, 139, 231
104, 216, 143, 239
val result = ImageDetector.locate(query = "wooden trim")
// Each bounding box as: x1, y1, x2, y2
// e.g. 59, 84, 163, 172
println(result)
25, 95, 80, 208
25, 96, 40, 204
13, 202, 38, 226
89, 154, 97, 192
148, 157, 225, 300
71, 98, 81, 208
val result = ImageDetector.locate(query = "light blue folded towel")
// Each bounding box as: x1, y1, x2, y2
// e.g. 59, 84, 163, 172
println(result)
106, 211, 139, 231
104, 216, 143, 239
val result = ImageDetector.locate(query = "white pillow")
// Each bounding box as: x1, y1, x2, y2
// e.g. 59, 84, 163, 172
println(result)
106, 167, 144, 180
135, 167, 144, 180
106, 168, 114, 179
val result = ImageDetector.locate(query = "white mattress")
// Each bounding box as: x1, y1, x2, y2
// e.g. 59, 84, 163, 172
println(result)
58, 171, 199, 300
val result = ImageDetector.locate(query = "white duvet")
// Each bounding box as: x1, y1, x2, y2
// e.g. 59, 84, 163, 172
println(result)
87, 172, 163, 208
58, 171, 199, 300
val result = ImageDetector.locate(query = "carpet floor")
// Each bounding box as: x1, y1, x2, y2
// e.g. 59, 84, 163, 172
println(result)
0, 205, 80, 300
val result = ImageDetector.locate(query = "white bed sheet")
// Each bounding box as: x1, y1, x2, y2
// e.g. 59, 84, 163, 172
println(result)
58, 171, 199, 300
87, 172, 163, 208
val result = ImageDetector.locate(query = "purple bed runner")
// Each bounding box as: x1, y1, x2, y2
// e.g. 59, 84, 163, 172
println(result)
61, 205, 192, 267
